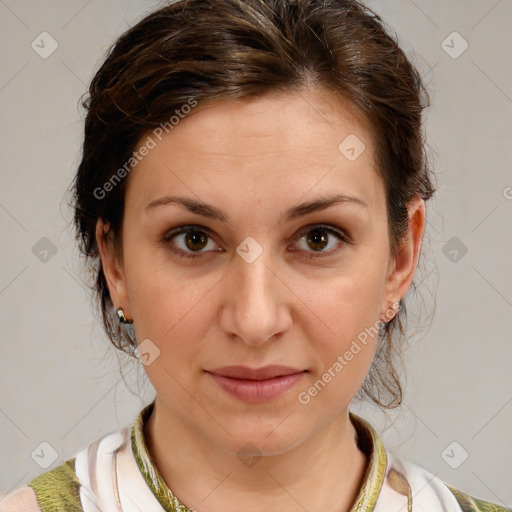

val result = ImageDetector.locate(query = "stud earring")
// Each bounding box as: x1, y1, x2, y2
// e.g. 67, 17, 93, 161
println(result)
117, 308, 133, 324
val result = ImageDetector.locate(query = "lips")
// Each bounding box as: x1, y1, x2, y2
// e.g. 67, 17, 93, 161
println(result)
206, 365, 305, 380
205, 365, 307, 403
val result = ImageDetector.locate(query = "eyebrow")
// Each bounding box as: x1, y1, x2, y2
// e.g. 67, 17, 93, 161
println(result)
145, 193, 368, 222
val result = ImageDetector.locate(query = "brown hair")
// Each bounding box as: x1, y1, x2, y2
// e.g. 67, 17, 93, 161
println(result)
71, 0, 436, 410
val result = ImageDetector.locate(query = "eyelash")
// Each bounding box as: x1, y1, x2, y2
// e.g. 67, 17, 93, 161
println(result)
162, 224, 350, 260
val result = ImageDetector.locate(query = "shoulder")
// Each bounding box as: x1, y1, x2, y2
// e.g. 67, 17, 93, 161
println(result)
0, 458, 82, 512
385, 451, 511, 511
0, 486, 41, 512
446, 484, 512, 512
2, 426, 133, 512
28, 458, 83, 511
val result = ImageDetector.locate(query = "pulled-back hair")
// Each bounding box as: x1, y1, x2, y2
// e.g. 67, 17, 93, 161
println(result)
71, 0, 436, 410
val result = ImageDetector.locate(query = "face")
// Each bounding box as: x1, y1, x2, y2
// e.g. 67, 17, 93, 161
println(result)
97, 87, 424, 456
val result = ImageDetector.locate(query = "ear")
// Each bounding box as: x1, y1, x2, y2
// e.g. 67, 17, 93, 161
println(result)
381, 196, 426, 321
95, 218, 132, 320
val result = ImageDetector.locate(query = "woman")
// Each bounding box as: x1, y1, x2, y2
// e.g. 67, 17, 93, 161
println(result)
1, 0, 508, 511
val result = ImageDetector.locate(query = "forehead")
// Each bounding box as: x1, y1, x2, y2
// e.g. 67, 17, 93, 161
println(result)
125, 88, 384, 215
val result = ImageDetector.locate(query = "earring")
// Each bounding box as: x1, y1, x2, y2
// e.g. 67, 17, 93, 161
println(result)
117, 307, 133, 324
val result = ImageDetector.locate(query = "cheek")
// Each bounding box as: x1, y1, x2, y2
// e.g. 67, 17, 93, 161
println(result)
123, 245, 220, 357
295, 261, 384, 393
301, 262, 384, 342
127, 266, 220, 395
131, 280, 217, 348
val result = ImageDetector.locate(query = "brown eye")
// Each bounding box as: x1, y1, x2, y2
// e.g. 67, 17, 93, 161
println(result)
292, 224, 349, 259
305, 228, 330, 252
163, 226, 220, 259
184, 230, 209, 251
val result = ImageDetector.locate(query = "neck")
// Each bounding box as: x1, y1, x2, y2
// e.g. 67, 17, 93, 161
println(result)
143, 398, 369, 512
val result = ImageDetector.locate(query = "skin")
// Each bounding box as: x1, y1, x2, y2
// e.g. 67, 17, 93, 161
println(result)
96, 87, 425, 512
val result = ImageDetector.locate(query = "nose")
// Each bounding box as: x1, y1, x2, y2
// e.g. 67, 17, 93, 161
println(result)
218, 243, 292, 347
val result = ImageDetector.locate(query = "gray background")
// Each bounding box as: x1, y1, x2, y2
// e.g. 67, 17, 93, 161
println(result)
1, 0, 511, 507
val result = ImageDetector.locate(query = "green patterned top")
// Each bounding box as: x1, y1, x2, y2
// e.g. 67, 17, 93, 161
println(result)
14, 402, 509, 511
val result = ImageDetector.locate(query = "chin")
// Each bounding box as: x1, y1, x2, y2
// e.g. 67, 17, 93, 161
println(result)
210, 414, 313, 457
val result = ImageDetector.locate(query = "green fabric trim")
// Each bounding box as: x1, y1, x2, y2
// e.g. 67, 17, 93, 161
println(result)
130, 403, 390, 512
447, 485, 512, 512
27, 458, 83, 512
348, 411, 395, 512
131, 402, 192, 512
21, 408, 512, 512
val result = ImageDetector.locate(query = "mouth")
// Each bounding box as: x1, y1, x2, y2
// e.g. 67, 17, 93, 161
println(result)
205, 365, 307, 403
207, 364, 305, 380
